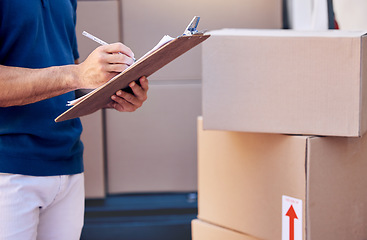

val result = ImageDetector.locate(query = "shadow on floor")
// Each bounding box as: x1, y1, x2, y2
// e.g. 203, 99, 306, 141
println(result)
81, 193, 198, 240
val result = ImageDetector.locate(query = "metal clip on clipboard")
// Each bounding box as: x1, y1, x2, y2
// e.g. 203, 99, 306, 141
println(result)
181, 16, 207, 37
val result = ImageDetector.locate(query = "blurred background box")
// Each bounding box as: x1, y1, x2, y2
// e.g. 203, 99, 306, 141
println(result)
120, 0, 282, 82
333, 0, 367, 30
202, 29, 367, 137
197, 116, 367, 240
106, 83, 201, 193
77, 0, 121, 199
105, 0, 282, 195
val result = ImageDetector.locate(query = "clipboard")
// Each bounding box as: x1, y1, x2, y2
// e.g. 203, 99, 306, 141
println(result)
55, 33, 210, 122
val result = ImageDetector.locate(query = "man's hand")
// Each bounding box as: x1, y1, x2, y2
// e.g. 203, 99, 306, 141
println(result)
76, 42, 135, 89
106, 76, 149, 112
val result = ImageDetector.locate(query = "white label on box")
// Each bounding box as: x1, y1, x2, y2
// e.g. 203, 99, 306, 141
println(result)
282, 195, 303, 240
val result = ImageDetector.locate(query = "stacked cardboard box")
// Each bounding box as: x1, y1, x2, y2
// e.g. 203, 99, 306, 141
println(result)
193, 29, 367, 240
202, 29, 367, 137
192, 219, 260, 240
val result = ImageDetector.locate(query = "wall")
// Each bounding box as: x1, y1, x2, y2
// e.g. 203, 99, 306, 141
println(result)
77, 0, 282, 197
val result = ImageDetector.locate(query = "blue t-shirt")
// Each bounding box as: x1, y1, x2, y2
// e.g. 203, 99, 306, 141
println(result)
0, 0, 84, 176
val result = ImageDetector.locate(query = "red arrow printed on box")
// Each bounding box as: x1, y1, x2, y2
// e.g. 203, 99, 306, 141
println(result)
286, 205, 298, 240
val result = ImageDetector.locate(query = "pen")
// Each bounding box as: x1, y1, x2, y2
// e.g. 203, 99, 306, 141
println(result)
82, 31, 108, 46
82, 31, 136, 62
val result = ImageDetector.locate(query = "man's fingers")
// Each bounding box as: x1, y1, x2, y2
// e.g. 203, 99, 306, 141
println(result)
107, 52, 134, 66
104, 63, 129, 73
138, 76, 149, 92
127, 82, 146, 103
111, 95, 136, 112
115, 90, 141, 107
103, 42, 134, 59
101, 47, 135, 73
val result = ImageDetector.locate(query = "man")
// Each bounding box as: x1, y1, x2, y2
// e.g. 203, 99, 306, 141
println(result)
0, 1, 148, 239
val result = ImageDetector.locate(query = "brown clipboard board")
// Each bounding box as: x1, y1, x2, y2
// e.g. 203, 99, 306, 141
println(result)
55, 34, 210, 122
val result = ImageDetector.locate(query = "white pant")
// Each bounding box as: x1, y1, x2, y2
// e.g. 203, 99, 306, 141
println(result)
0, 173, 85, 240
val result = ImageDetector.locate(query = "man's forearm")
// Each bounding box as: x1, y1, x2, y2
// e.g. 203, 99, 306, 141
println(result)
0, 42, 135, 108
0, 65, 79, 107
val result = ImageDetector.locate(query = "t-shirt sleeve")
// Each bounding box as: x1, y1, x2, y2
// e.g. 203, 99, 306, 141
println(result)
71, 0, 79, 61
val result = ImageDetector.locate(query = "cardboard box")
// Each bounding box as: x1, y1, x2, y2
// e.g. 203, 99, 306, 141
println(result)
197, 117, 367, 240
202, 29, 367, 137
191, 219, 259, 240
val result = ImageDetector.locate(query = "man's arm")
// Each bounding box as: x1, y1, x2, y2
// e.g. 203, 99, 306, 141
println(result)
0, 42, 134, 107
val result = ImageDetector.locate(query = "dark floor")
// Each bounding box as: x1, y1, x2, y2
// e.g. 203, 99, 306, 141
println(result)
80, 193, 198, 240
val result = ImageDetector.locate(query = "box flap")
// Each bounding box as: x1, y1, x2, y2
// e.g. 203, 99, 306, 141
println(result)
192, 219, 259, 240
208, 29, 367, 38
